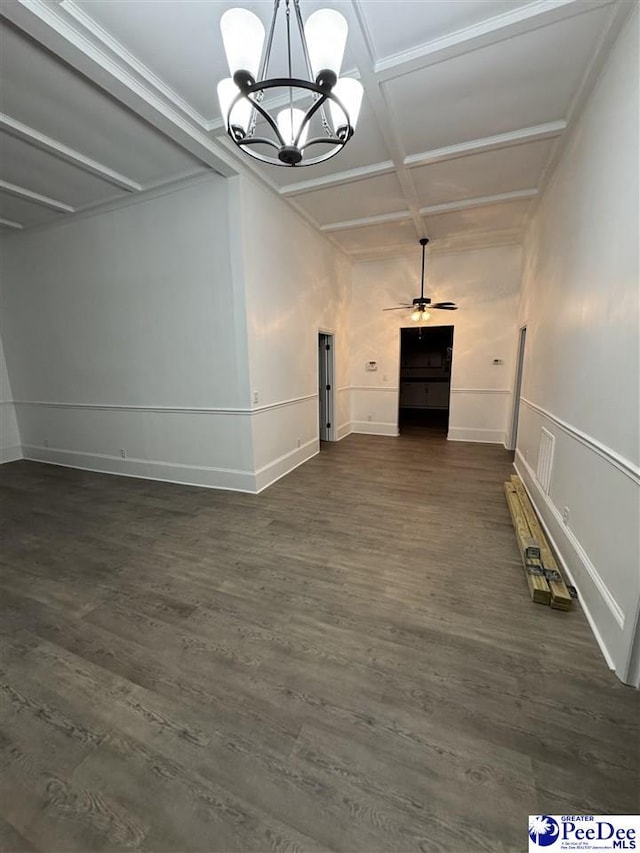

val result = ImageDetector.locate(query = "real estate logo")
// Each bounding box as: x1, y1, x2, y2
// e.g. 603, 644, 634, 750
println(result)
528, 815, 640, 852
529, 816, 560, 847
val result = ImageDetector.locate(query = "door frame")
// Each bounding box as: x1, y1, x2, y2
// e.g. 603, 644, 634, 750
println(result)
397, 324, 454, 434
506, 324, 527, 451
317, 328, 337, 442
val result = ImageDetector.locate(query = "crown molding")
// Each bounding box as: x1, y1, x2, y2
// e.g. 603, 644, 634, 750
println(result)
405, 121, 567, 169
374, 0, 612, 82
3, 0, 239, 178
420, 188, 537, 217
0, 113, 142, 192
0, 217, 24, 230
0, 180, 74, 213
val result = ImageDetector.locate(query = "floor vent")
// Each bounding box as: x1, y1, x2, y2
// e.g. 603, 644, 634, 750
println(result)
536, 427, 555, 494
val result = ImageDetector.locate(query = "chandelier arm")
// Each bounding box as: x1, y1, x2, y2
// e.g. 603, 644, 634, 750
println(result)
241, 94, 286, 147
299, 135, 343, 149
292, 91, 328, 147
236, 136, 283, 150
292, 0, 315, 82
259, 0, 280, 83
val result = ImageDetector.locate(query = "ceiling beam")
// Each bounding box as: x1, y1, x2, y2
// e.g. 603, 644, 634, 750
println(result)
342, 226, 526, 262
0, 217, 24, 230
348, 0, 425, 240
279, 121, 566, 198
405, 121, 566, 169
420, 189, 538, 217
374, 0, 614, 82
280, 161, 396, 197
320, 189, 537, 233
1, 0, 239, 178
321, 210, 413, 233
0, 113, 142, 192
0, 180, 75, 213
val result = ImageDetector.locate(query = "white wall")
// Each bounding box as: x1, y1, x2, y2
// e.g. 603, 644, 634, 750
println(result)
235, 176, 352, 491
515, 9, 639, 685
0, 175, 256, 491
0, 330, 21, 463
349, 245, 522, 441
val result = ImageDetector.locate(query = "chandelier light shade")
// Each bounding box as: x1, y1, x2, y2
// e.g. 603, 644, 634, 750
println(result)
217, 0, 364, 167
304, 9, 348, 84
220, 9, 265, 81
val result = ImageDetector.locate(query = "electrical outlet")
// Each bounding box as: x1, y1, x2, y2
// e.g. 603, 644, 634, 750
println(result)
296, 438, 301, 448
562, 506, 570, 525
383, 373, 389, 382
367, 414, 372, 422
120, 449, 127, 459
43, 438, 49, 448
253, 391, 259, 404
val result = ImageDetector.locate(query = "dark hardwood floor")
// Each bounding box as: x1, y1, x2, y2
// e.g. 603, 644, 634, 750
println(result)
1, 432, 638, 852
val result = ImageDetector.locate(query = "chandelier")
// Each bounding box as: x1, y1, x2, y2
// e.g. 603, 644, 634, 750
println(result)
217, 1, 364, 167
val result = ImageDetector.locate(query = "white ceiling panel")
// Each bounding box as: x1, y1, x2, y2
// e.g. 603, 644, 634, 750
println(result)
0, 22, 205, 187
410, 138, 555, 207
0, 0, 623, 246
360, 0, 533, 60
0, 132, 125, 209
294, 172, 407, 226
0, 191, 66, 229
423, 198, 532, 240
384, 6, 613, 155
329, 217, 418, 254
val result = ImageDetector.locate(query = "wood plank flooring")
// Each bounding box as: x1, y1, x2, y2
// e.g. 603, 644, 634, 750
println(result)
1, 431, 638, 852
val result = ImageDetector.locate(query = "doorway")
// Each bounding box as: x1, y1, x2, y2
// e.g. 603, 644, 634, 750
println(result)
318, 332, 335, 443
508, 325, 527, 450
398, 325, 454, 433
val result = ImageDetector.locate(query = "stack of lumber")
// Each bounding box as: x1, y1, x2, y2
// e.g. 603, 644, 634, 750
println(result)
504, 475, 573, 610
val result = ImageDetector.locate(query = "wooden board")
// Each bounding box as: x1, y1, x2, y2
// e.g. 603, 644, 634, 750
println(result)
510, 475, 572, 610
504, 482, 551, 605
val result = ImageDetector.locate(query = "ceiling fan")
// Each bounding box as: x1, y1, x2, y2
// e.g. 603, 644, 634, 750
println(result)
383, 237, 458, 321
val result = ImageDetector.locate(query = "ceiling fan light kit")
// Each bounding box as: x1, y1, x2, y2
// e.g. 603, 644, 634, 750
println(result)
217, 0, 364, 167
383, 238, 459, 321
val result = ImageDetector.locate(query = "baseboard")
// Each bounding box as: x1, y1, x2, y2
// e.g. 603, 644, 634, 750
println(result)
0, 445, 23, 464
514, 449, 620, 674
22, 444, 256, 493
351, 421, 399, 437
254, 438, 318, 494
448, 428, 506, 444
336, 422, 352, 441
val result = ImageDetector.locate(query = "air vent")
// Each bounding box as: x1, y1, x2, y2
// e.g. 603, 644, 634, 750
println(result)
536, 427, 555, 494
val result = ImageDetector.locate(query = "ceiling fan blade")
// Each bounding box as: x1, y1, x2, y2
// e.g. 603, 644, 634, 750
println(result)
431, 302, 458, 310
383, 306, 411, 311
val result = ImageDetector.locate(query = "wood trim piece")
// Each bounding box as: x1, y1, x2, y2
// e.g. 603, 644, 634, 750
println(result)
0, 180, 74, 213
0, 113, 142, 192
520, 397, 640, 485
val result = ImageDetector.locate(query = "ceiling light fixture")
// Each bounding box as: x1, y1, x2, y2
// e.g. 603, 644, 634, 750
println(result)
383, 238, 459, 319
217, 1, 363, 167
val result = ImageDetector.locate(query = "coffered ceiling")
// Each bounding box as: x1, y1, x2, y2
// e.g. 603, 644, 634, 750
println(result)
0, 0, 632, 258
